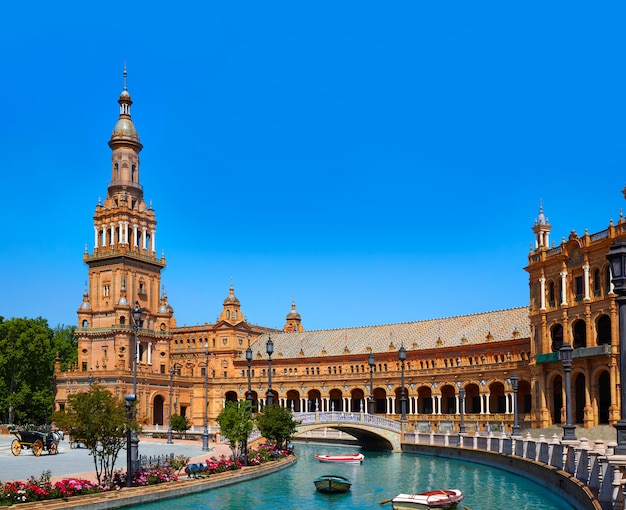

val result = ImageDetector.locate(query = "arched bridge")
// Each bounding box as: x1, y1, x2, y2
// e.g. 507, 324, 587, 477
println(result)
293, 412, 403, 451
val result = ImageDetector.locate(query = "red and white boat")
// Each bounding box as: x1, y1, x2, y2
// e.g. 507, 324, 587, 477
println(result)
390, 489, 464, 510
314, 452, 364, 464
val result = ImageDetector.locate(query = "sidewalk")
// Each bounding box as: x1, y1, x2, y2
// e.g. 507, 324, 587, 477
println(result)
0, 434, 232, 484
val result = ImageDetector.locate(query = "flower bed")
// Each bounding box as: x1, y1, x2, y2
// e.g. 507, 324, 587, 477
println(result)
1, 446, 294, 505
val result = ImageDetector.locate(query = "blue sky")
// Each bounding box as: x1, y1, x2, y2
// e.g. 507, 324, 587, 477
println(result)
1, 2, 625, 331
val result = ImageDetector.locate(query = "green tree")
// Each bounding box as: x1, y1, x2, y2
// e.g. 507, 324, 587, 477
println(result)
216, 400, 254, 458
255, 404, 298, 449
170, 414, 190, 438
51, 324, 77, 371
52, 385, 135, 484
0, 317, 56, 424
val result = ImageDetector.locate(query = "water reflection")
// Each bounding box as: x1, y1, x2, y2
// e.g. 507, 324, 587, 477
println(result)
134, 443, 575, 509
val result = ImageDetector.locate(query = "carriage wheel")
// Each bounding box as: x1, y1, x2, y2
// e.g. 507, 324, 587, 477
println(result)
11, 439, 21, 456
32, 440, 43, 456
49, 442, 58, 455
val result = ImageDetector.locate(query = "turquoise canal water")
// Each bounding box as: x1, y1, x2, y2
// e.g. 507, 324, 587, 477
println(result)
134, 443, 575, 509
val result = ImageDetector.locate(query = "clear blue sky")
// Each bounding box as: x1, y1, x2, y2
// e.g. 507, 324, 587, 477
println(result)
1, 2, 625, 331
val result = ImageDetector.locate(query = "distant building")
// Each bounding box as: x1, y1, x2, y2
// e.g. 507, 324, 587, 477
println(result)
54, 73, 621, 434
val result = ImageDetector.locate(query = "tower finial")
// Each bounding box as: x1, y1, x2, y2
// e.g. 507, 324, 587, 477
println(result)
123, 61, 128, 91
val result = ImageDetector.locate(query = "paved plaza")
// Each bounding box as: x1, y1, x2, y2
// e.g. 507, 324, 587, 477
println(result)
0, 434, 229, 483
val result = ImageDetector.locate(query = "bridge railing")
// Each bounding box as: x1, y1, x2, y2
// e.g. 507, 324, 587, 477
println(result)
405, 431, 617, 508
293, 412, 402, 433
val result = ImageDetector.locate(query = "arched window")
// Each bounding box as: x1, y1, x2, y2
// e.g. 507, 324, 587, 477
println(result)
115, 162, 120, 180
551, 324, 564, 351
548, 281, 556, 307
597, 315, 611, 345
132, 164, 137, 182
605, 266, 612, 295
572, 320, 586, 349
593, 268, 601, 297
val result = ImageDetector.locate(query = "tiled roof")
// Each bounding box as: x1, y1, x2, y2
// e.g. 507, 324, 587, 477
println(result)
247, 306, 530, 360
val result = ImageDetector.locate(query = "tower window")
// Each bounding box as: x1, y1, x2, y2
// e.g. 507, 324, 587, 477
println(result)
103, 284, 110, 297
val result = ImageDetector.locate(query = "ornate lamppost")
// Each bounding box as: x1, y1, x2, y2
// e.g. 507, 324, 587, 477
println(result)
511, 374, 521, 436
607, 239, 626, 453
124, 393, 136, 487
244, 345, 253, 466
368, 352, 375, 414
167, 367, 174, 444
266, 336, 274, 406
560, 343, 577, 441
398, 345, 407, 420
202, 341, 210, 451
130, 302, 142, 472
459, 387, 467, 434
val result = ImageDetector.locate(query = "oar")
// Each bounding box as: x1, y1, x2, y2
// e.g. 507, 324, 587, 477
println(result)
379, 497, 393, 505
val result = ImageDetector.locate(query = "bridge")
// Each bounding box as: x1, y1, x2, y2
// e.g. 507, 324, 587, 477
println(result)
293, 412, 403, 451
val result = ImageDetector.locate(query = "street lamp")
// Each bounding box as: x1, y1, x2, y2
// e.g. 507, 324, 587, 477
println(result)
459, 387, 467, 434
202, 341, 210, 451
266, 336, 274, 406
560, 343, 576, 441
398, 346, 407, 420
607, 239, 626, 454
368, 352, 375, 414
130, 302, 142, 473
167, 368, 174, 444
244, 345, 253, 466
124, 393, 136, 487
511, 374, 521, 436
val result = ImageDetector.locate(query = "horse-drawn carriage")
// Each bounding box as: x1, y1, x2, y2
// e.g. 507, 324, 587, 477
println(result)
11, 430, 62, 456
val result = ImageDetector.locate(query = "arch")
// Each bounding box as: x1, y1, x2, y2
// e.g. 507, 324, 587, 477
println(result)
120, 316, 126, 325
552, 374, 563, 424
518, 379, 532, 415
373, 387, 387, 414
572, 319, 587, 349
487, 381, 505, 413
417, 386, 433, 414
307, 389, 321, 412
286, 389, 301, 412
464, 383, 481, 414
551, 324, 564, 351
598, 370, 611, 424
329, 388, 343, 412
224, 390, 238, 403
574, 372, 586, 424
350, 388, 366, 412
440, 384, 457, 414
153, 395, 164, 426
597, 314, 611, 345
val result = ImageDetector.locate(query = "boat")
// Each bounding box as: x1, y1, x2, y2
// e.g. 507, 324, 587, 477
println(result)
314, 452, 364, 464
390, 489, 464, 510
313, 474, 352, 493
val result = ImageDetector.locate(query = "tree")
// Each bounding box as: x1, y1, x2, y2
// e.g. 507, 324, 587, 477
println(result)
0, 317, 55, 424
255, 404, 298, 449
51, 324, 78, 371
52, 385, 136, 485
170, 414, 190, 438
216, 400, 254, 458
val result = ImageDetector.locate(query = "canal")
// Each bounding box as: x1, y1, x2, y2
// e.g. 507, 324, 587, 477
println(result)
134, 443, 574, 509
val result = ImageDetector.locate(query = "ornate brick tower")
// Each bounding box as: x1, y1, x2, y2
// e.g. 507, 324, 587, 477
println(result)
76, 68, 175, 379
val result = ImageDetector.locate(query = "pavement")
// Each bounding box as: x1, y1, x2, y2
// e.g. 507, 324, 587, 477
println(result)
0, 434, 232, 484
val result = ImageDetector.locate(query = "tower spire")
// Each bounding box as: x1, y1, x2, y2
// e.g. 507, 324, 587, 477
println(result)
532, 200, 551, 251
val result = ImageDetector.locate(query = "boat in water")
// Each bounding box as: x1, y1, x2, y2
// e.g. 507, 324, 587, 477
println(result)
390, 489, 464, 510
313, 474, 352, 493
314, 453, 364, 464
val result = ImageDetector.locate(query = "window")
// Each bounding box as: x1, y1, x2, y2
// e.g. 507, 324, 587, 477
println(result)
160, 364, 165, 374
82, 362, 87, 371
575, 276, 583, 301
103, 284, 110, 297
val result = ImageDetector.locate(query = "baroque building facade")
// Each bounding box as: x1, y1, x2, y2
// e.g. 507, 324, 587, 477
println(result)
53, 76, 620, 435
